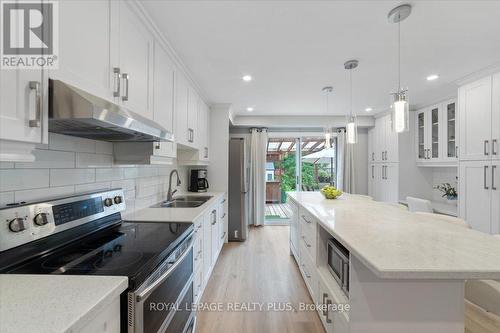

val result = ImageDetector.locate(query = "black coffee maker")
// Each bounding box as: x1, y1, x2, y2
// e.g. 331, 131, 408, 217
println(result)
189, 169, 209, 192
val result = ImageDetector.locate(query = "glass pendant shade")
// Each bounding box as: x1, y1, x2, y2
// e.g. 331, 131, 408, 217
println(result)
392, 92, 409, 133
346, 116, 358, 144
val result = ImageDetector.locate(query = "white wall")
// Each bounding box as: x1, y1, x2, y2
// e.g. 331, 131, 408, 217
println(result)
353, 129, 369, 195
0, 133, 188, 216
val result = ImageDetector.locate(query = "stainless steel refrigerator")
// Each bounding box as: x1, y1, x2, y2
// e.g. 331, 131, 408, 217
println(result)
228, 138, 249, 241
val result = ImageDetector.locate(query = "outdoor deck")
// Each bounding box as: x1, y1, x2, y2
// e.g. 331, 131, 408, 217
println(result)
265, 203, 292, 220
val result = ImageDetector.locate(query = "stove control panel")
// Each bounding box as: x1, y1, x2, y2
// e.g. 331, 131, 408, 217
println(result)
0, 189, 126, 252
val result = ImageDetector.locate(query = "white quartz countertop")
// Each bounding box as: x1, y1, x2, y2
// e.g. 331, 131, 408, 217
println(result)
0, 274, 128, 333
288, 192, 500, 280
125, 192, 225, 223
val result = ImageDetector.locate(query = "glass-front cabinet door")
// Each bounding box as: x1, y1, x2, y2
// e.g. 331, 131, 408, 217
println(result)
430, 106, 440, 159
443, 99, 457, 159
416, 110, 427, 160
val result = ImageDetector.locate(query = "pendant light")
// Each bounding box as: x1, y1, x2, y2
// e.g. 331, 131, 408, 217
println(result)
322, 86, 333, 148
388, 4, 412, 133
344, 59, 358, 144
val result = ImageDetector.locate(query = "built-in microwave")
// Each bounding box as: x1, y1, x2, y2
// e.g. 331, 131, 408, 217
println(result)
327, 238, 350, 296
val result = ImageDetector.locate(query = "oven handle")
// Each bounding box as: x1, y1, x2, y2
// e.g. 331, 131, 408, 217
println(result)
136, 236, 194, 302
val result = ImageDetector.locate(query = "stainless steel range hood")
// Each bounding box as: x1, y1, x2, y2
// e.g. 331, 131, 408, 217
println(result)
49, 80, 174, 142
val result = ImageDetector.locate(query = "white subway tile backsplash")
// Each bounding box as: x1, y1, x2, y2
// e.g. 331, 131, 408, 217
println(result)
75, 182, 111, 193
50, 169, 95, 186
136, 184, 161, 199
1, 134, 181, 215
95, 141, 113, 155
111, 179, 135, 191
96, 168, 123, 182
14, 186, 75, 203
0, 192, 15, 206
0, 169, 49, 191
49, 133, 96, 153
15, 149, 75, 169
0, 162, 14, 169
76, 153, 113, 168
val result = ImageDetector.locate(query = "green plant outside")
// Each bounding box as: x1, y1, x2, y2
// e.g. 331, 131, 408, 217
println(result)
278, 153, 334, 192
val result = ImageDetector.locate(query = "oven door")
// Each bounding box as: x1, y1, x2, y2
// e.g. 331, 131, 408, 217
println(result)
128, 236, 194, 333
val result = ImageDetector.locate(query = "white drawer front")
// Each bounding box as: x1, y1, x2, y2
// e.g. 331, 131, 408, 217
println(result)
300, 241, 317, 303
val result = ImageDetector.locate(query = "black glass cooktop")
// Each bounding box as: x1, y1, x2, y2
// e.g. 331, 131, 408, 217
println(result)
3, 221, 192, 288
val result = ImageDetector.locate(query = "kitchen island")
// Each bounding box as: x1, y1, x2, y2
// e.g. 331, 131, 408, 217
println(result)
287, 191, 500, 333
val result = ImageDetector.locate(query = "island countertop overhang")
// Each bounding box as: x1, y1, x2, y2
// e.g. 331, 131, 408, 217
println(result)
287, 191, 500, 280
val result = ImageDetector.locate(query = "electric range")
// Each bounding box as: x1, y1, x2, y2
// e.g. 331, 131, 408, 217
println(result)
0, 189, 196, 333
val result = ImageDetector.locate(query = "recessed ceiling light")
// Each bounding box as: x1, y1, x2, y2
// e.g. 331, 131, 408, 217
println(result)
365, 107, 373, 112
242, 75, 252, 82
426, 74, 439, 81
246, 107, 254, 112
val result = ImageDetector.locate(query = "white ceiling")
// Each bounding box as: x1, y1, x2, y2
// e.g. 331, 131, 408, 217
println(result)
141, 0, 500, 116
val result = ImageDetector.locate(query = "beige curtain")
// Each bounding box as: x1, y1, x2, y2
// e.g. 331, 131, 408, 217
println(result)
336, 130, 356, 193
249, 128, 268, 226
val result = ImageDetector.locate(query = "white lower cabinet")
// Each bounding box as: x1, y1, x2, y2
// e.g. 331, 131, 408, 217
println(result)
459, 160, 499, 234
290, 199, 350, 333
369, 163, 399, 202
196, 195, 226, 300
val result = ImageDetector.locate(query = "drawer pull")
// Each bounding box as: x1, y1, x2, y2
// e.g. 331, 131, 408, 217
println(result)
484, 165, 489, 190
322, 293, 328, 316
325, 300, 333, 323
485, 140, 490, 156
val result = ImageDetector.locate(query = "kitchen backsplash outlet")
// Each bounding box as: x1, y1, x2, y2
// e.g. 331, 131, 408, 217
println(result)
0, 133, 188, 216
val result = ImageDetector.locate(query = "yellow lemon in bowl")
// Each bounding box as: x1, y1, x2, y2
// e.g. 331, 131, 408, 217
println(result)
320, 185, 343, 199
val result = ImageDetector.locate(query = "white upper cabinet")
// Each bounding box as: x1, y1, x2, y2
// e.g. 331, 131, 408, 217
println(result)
175, 72, 190, 146
415, 99, 457, 165
442, 99, 458, 160
492, 73, 500, 161
459, 76, 493, 161
187, 86, 199, 147
197, 101, 210, 161
113, 1, 154, 120
0, 67, 46, 146
371, 114, 398, 163
153, 43, 176, 158
53, 0, 113, 101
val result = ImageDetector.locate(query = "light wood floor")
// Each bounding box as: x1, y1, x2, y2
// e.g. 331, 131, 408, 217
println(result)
196, 226, 325, 333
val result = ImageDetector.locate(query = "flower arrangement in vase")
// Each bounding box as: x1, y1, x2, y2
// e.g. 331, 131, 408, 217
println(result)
434, 183, 458, 204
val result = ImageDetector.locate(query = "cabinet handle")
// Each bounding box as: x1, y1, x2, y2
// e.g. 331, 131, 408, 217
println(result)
385, 151, 388, 161
493, 166, 497, 191
121, 73, 129, 101
493, 139, 498, 156
302, 237, 311, 248
484, 166, 489, 190
204, 147, 209, 158
301, 215, 312, 224
29, 81, 41, 127
113, 67, 121, 97
325, 299, 333, 323
456, 146, 459, 158
221, 232, 226, 240
322, 293, 328, 316
154, 142, 160, 150
385, 165, 389, 180
221, 213, 226, 219
484, 140, 489, 156
372, 152, 374, 161
371, 165, 374, 179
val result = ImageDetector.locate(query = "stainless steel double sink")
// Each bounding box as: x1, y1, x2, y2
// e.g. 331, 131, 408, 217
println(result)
150, 195, 212, 208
